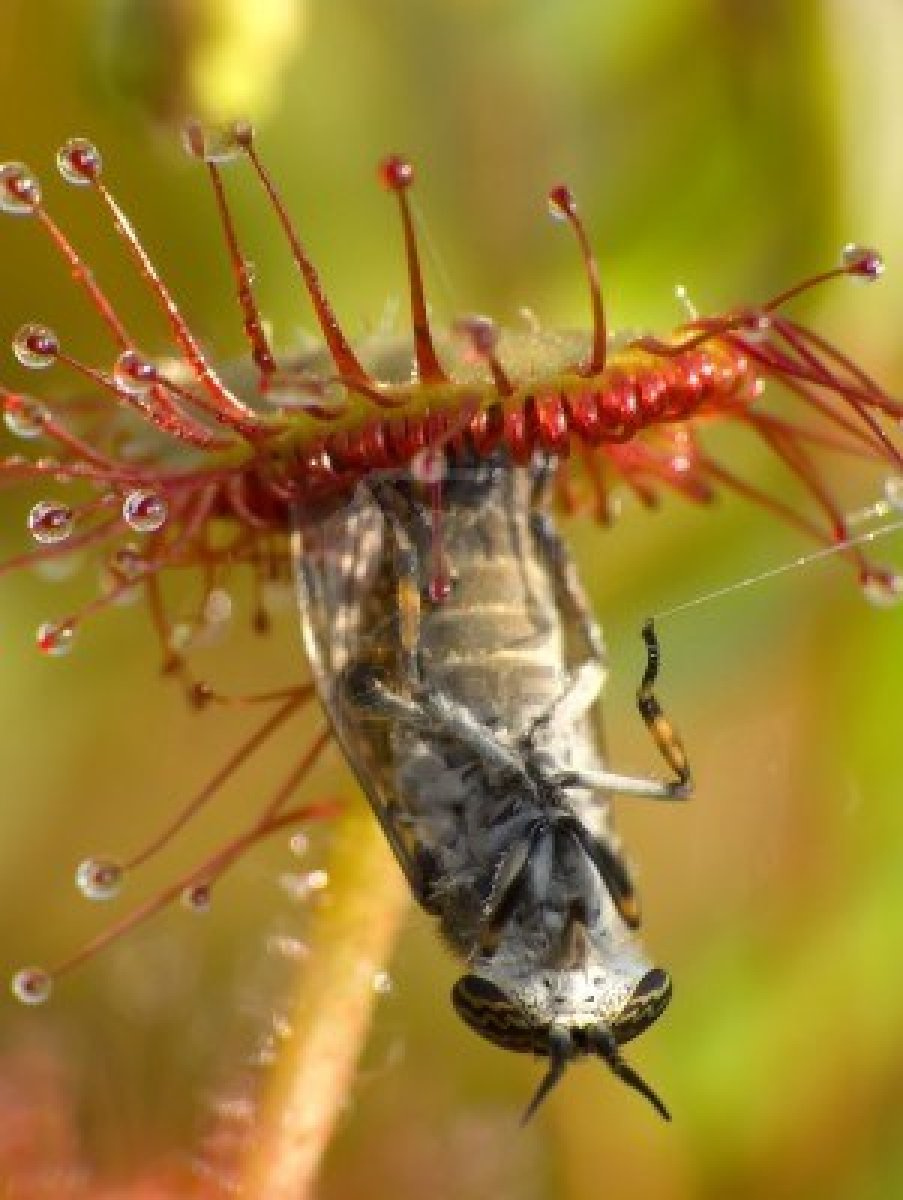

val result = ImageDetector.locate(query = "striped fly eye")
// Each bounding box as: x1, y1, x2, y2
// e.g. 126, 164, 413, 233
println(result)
452, 975, 547, 1055
609, 967, 673, 1045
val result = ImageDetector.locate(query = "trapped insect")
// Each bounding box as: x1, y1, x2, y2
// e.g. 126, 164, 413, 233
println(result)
1, 120, 901, 1118
297, 454, 690, 1121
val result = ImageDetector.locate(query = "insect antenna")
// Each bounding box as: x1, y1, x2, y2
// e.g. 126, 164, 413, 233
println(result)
591, 1028, 670, 1122
520, 1028, 573, 1126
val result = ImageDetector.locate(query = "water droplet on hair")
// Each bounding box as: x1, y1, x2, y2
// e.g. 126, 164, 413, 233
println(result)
265, 934, 310, 962
12, 324, 59, 369
28, 500, 74, 544
203, 588, 233, 625
11, 967, 52, 1005
113, 349, 157, 397
0, 162, 41, 215
883, 476, 903, 512
3, 396, 48, 438
36, 620, 75, 656
862, 571, 903, 608
56, 138, 102, 186
842, 243, 884, 282
182, 883, 212, 913
75, 856, 123, 901
122, 490, 168, 532
289, 832, 309, 857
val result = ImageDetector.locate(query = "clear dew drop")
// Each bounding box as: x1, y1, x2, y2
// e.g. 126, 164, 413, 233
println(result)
3, 397, 48, 438
36, 620, 76, 656
28, 500, 74, 545
203, 588, 233, 625
883, 476, 903, 512
862, 572, 903, 608
122, 489, 168, 533
11, 967, 52, 1006
75, 856, 123, 901
265, 933, 310, 963
0, 162, 41, 215
842, 243, 885, 282
181, 120, 244, 165
372, 970, 393, 996
289, 832, 309, 857
12, 324, 59, 369
182, 883, 212, 913
113, 349, 157, 397
110, 544, 148, 579
56, 137, 103, 186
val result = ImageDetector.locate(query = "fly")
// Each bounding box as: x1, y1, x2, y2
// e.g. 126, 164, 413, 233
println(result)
294, 449, 691, 1122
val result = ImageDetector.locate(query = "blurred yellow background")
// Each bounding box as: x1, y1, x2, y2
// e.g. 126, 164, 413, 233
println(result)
1, 1, 902, 1196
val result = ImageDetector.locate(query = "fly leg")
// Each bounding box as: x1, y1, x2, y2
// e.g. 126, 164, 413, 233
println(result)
528, 495, 691, 929
557, 620, 693, 801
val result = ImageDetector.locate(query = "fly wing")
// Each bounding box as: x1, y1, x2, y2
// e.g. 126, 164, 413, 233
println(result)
292, 480, 429, 901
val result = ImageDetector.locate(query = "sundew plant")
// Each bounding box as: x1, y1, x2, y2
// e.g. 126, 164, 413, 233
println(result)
0, 105, 901, 1197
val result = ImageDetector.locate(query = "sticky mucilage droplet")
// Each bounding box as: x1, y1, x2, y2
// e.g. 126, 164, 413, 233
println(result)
56, 138, 103, 187
122, 490, 168, 533
0, 162, 41, 215
28, 500, 74, 545
75, 857, 123, 901
3, 395, 48, 438
12, 324, 59, 370
113, 349, 158, 397
36, 620, 76, 656
11, 967, 52, 1006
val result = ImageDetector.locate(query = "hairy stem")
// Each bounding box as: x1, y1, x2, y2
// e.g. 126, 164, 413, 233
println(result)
242, 800, 410, 1198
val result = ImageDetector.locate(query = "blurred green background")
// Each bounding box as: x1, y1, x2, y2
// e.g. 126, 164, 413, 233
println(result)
1, 0, 902, 1195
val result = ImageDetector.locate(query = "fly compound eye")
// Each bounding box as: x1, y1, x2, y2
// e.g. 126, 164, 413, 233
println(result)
451, 975, 546, 1055
609, 967, 673, 1045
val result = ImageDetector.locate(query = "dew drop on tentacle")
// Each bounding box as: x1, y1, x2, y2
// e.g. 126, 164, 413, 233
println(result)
203, 588, 233, 625
75, 856, 123, 901
289, 831, 309, 858
182, 883, 212, 913
3, 395, 48, 438
12, 324, 59, 369
11, 967, 52, 1006
109, 544, 149, 581
266, 934, 310, 963
842, 243, 885, 282
181, 119, 244, 165
113, 349, 158, 397
56, 138, 103, 186
27, 500, 74, 544
862, 570, 903, 608
36, 619, 76, 656
122, 490, 168, 533
0, 162, 41, 215
883, 476, 903, 512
